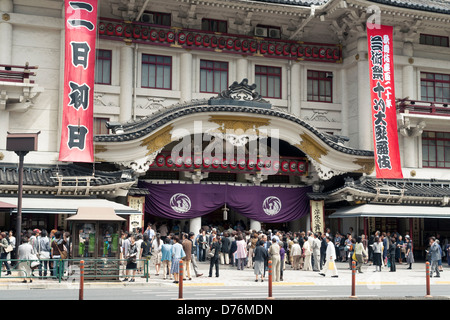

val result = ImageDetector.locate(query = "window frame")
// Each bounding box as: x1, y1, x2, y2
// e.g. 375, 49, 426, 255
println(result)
143, 11, 171, 27
419, 34, 449, 48
94, 49, 112, 85
201, 18, 228, 33
255, 65, 282, 99
199, 59, 229, 94
420, 72, 450, 104
307, 70, 333, 103
422, 131, 450, 168
141, 54, 172, 90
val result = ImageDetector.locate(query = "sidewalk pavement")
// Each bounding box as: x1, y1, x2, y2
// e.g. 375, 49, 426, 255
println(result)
1, 260, 449, 290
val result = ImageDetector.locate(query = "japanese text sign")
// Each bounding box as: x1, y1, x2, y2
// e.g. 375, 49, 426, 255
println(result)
59, 0, 98, 162
367, 24, 403, 179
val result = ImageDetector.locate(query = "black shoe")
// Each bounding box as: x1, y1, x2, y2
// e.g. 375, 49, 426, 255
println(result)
122, 278, 129, 281
319, 273, 325, 277
331, 275, 339, 278
129, 278, 135, 282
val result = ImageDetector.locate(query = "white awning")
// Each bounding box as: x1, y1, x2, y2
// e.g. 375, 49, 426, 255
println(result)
0, 197, 142, 215
329, 204, 450, 219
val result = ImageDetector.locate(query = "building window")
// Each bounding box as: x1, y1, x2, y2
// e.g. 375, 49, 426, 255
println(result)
420, 34, 449, 48
201, 19, 227, 33
421, 72, 450, 103
94, 117, 110, 135
255, 65, 281, 99
141, 11, 171, 26
307, 70, 332, 103
200, 60, 228, 94
422, 131, 450, 168
95, 49, 112, 85
141, 54, 172, 90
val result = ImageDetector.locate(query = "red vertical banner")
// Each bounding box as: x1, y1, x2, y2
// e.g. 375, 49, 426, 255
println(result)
367, 24, 403, 179
59, 0, 98, 163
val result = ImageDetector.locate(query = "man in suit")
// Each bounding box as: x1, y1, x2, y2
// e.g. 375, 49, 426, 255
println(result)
320, 233, 328, 270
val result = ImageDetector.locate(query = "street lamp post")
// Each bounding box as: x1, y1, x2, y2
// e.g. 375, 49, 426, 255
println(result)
6, 132, 40, 246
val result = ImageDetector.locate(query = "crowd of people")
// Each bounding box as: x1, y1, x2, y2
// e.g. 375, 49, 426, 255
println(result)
1, 223, 450, 283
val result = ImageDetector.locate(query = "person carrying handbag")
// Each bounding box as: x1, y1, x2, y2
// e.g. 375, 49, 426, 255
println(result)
50, 231, 67, 279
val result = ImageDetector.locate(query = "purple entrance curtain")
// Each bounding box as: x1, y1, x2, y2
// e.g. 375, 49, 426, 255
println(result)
138, 181, 312, 223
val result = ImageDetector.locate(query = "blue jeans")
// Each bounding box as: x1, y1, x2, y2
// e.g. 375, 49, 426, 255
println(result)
53, 257, 64, 278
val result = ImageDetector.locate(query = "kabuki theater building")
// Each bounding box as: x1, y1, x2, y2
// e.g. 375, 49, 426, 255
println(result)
1, 0, 450, 258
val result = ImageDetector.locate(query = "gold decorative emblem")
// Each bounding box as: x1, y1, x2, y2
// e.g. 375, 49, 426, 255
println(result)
140, 125, 174, 155
352, 158, 375, 174
296, 133, 328, 163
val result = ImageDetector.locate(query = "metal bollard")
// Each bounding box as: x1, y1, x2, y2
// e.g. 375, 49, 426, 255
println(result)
267, 260, 274, 300
425, 261, 432, 298
178, 259, 184, 300
79, 260, 84, 301
350, 260, 357, 298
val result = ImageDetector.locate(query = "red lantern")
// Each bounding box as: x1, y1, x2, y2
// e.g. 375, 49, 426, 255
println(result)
326, 48, 333, 59
98, 22, 106, 35
203, 35, 210, 47
297, 46, 304, 57
268, 43, 275, 54
193, 156, 202, 168
133, 26, 141, 39
150, 29, 158, 41
158, 30, 166, 42
234, 39, 242, 51
298, 161, 306, 173
333, 48, 340, 60
281, 160, 289, 172
247, 159, 256, 171
229, 159, 237, 169
305, 47, 312, 57
260, 42, 268, 54
212, 158, 220, 169
290, 45, 297, 56
238, 159, 246, 170
115, 24, 124, 36
203, 157, 211, 168
184, 156, 193, 168
156, 155, 165, 167
211, 36, 218, 48
195, 34, 202, 46
289, 161, 297, 172
141, 28, 149, 40
106, 23, 114, 36
226, 38, 234, 50
175, 156, 184, 168
124, 25, 132, 38
166, 156, 174, 168
167, 31, 175, 43
221, 158, 229, 169
186, 33, 194, 45
319, 47, 326, 58
263, 159, 272, 172
250, 41, 258, 52
272, 160, 280, 173
312, 47, 319, 58
218, 37, 226, 49
257, 159, 265, 171
283, 44, 290, 56
178, 32, 186, 44
275, 44, 282, 55
242, 40, 249, 52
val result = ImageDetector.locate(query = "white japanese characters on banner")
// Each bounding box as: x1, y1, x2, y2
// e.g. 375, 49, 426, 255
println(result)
59, 1, 98, 163
310, 200, 324, 234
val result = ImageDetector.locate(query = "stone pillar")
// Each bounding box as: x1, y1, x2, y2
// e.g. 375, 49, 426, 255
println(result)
119, 45, 133, 123
236, 57, 248, 82
340, 68, 349, 137
250, 219, 261, 232
180, 51, 192, 103
190, 216, 202, 235
357, 37, 372, 150
290, 62, 301, 117
402, 42, 415, 100
0, 0, 13, 150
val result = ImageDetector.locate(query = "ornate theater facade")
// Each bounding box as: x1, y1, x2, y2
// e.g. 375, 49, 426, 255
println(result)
1, 0, 450, 254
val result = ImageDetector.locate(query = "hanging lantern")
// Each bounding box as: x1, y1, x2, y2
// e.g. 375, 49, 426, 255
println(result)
167, 31, 175, 43
218, 37, 226, 49
115, 24, 124, 36
242, 39, 249, 52
156, 155, 165, 167
141, 28, 149, 40
260, 42, 268, 54
150, 29, 158, 41
298, 161, 306, 173
234, 39, 242, 51
249, 41, 258, 53
281, 160, 289, 172
238, 158, 246, 170
186, 33, 194, 45
158, 30, 166, 42
178, 32, 186, 44
222, 203, 229, 221
211, 157, 220, 169
124, 24, 132, 38
247, 159, 256, 171
229, 159, 237, 169
203, 35, 210, 47
211, 36, 218, 48
289, 161, 297, 172
175, 156, 184, 168
184, 156, 193, 168
326, 48, 333, 59
290, 45, 297, 56
203, 157, 211, 168
226, 38, 234, 50
275, 44, 282, 55
221, 158, 228, 169
166, 155, 174, 167
297, 46, 304, 57
305, 47, 312, 57
98, 22, 106, 35
333, 48, 340, 60
312, 47, 319, 58
106, 23, 114, 36
193, 156, 202, 168
132, 26, 141, 39
195, 34, 202, 46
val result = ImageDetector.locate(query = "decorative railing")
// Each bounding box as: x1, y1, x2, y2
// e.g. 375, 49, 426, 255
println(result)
0, 63, 37, 84
397, 98, 450, 117
98, 17, 342, 63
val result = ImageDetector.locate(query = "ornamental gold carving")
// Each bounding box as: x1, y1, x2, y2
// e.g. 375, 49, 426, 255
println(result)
140, 125, 174, 156
352, 158, 375, 174
208, 115, 270, 135
296, 133, 328, 163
